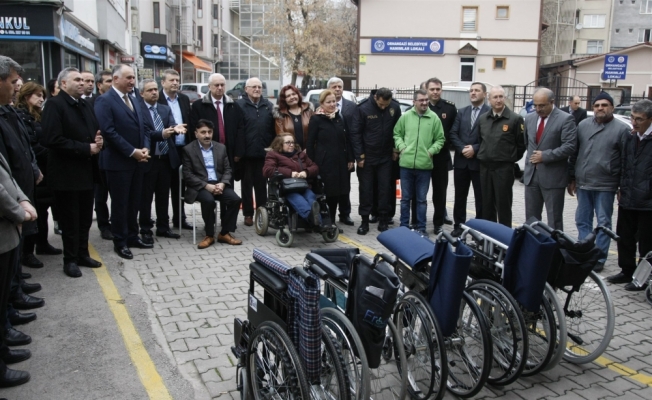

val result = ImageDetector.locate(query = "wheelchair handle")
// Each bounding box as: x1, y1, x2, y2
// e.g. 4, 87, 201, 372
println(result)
307, 265, 328, 280
292, 266, 311, 280
374, 253, 397, 267
440, 230, 458, 245
596, 226, 619, 241
529, 220, 553, 233
520, 223, 540, 236
466, 228, 485, 243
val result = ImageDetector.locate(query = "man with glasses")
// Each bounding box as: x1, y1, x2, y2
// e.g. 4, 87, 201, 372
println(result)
561, 95, 588, 126
607, 99, 652, 290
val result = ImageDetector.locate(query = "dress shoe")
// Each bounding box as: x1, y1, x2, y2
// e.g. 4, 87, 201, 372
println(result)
444, 216, 453, 225
77, 257, 102, 268
198, 236, 215, 249
10, 292, 44, 310
114, 246, 133, 260
606, 272, 632, 284
218, 233, 243, 245
369, 215, 379, 223
172, 221, 193, 230
624, 282, 648, 292
35, 242, 62, 255
157, 230, 181, 239
21, 281, 41, 295
0, 368, 30, 388
141, 233, 154, 245
64, 262, 82, 278
9, 311, 36, 326
20, 272, 31, 279
417, 230, 429, 237
21, 254, 43, 269
128, 238, 154, 249
3, 349, 31, 364
451, 226, 464, 237
357, 222, 369, 235
244, 216, 254, 226
593, 261, 605, 273
378, 220, 389, 232
433, 226, 443, 235
339, 215, 354, 226
100, 229, 114, 240
4, 328, 31, 346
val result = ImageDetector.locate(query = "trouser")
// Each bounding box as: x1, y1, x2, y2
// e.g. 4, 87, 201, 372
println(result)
326, 194, 349, 222
197, 187, 242, 236
139, 155, 173, 234
106, 169, 144, 247
399, 168, 431, 231
55, 190, 94, 263
241, 158, 267, 217
286, 190, 317, 220
524, 170, 565, 230
453, 167, 483, 226
339, 169, 353, 217
170, 148, 187, 224
357, 160, 393, 217
616, 207, 652, 277
480, 162, 514, 227
23, 197, 54, 254
94, 170, 111, 232
575, 189, 616, 263
0, 246, 19, 376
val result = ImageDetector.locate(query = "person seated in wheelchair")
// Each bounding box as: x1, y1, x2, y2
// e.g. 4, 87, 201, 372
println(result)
263, 133, 322, 228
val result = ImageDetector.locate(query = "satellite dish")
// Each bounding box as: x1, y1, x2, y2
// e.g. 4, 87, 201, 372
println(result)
576, 23, 583, 30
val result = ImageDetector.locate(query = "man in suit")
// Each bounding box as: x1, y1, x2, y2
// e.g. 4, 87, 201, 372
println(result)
449, 82, 490, 236
41, 67, 103, 278
138, 79, 186, 244
328, 76, 356, 226
560, 95, 588, 127
182, 119, 242, 249
94, 64, 155, 260
80, 71, 95, 100
523, 88, 577, 230
158, 69, 193, 231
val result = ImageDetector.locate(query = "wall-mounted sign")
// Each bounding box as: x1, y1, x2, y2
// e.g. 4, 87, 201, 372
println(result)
371, 38, 445, 55
602, 55, 628, 80
142, 44, 168, 60
120, 55, 135, 63
0, 17, 30, 35
0, 6, 55, 38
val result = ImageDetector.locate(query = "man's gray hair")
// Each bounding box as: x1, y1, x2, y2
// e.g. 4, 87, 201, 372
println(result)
139, 78, 157, 93
95, 70, 112, 86
112, 64, 132, 77
162, 69, 179, 81
489, 85, 506, 96
534, 87, 555, 102
0, 56, 24, 80
57, 67, 80, 87
632, 99, 652, 118
327, 77, 343, 88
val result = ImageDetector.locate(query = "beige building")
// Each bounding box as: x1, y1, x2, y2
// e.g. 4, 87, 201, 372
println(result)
355, 0, 542, 89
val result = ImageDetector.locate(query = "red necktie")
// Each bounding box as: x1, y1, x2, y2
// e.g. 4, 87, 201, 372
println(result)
216, 100, 225, 144
536, 116, 546, 145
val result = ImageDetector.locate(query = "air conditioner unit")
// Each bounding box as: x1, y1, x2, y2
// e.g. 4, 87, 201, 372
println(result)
599, 70, 611, 83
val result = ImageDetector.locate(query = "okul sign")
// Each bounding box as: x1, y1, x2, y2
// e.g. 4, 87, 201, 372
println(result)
0, 16, 31, 35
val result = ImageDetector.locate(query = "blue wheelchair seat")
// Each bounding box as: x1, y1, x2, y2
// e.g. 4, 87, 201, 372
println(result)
377, 227, 435, 270
465, 219, 515, 246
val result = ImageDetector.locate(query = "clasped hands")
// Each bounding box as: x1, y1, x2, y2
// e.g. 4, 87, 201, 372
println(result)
90, 130, 103, 155
163, 124, 187, 139
206, 182, 225, 195
291, 171, 307, 179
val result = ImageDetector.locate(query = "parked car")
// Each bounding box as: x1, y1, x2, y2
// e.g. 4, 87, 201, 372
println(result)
356, 95, 413, 113
226, 81, 268, 100
614, 105, 631, 117
306, 89, 357, 109
180, 90, 201, 104
180, 83, 210, 96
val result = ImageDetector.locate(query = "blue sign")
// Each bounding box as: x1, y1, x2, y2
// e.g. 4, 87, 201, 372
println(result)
142, 43, 169, 61
371, 38, 444, 55
603, 55, 628, 80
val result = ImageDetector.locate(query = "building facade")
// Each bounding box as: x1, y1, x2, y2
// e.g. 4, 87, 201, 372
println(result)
611, 0, 652, 50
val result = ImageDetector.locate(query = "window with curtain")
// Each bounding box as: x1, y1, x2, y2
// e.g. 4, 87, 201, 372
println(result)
587, 40, 603, 54
462, 7, 478, 31
583, 14, 606, 28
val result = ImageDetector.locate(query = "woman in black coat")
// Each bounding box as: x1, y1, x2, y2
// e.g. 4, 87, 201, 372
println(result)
306, 89, 354, 222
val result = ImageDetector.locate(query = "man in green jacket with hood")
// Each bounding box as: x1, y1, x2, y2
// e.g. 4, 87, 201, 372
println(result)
394, 89, 445, 235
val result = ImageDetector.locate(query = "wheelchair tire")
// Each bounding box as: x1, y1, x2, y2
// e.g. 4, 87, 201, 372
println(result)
276, 229, 294, 247
543, 282, 568, 371
521, 293, 556, 377
322, 227, 339, 243
239, 367, 250, 400
255, 207, 269, 236
369, 319, 408, 400
647, 284, 652, 307
247, 321, 310, 399
316, 327, 352, 400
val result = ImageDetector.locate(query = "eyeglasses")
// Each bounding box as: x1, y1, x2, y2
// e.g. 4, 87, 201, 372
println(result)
630, 116, 651, 124
284, 141, 295, 145
247, 85, 262, 89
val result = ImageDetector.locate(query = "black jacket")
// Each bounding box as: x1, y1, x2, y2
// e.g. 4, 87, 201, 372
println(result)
15, 108, 49, 177
237, 95, 275, 159
350, 95, 401, 165
428, 99, 458, 169
449, 104, 490, 171
619, 133, 652, 210
476, 106, 525, 164
560, 106, 588, 127
158, 91, 192, 145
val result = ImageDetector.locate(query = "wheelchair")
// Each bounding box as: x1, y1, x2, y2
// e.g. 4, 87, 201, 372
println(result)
254, 174, 339, 247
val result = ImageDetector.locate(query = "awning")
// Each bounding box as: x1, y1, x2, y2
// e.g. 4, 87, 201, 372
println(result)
183, 54, 212, 72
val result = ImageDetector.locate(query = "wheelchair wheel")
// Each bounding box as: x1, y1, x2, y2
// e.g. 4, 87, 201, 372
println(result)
543, 282, 567, 371
276, 228, 294, 247
322, 226, 339, 243
647, 284, 652, 307
321, 307, 370, 400
255, 207, 269, 236
369, 319, 408, 400
445, 291, 492, 398
521, 294, 556, 377
247, 321, 310, 399
315, 327, 352, 400
394, 291, 447, 400
239, 367, 250, 400
466, 280, 527, 386
560, 271, 615, 364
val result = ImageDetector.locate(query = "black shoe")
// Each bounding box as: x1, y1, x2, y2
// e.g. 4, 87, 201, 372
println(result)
434, 226, 443, 234
9, 311, 36, 326
369, 215, 378, 223
4, 328, 31, 346
606, 272, 632, 284
0, 368, 30, 388
21, 254, 43, 269
173, 221, 193, 230
156, 230, 181, 239
21, 281, 41, 295
378, 220, 389, 232
128, 238, 154, 249
357, 222, 370, 235
35, 242, 62, 255
624, 282, 648, 292
311, 201, 321, 226
141, 233, 154, 244
20, 272, 31, 279
408, 224, 417, 230
10, 292, 44, 310
114, 246, 133, 260
444, 216, 453, 225
64, 262, 82, 278
77, 257, 102, 268
387, 219, 394, 225
3, 349, 31, 364
100, 229, 114, 240
593, 261, 605, 273
451, 227, 464, 237
339, 215, 354, 226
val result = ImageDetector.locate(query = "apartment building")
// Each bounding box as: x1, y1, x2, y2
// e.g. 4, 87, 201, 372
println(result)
612, 0, 652, 49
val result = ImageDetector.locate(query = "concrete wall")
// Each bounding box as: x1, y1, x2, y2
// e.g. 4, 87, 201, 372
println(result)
611, 0, 652, 49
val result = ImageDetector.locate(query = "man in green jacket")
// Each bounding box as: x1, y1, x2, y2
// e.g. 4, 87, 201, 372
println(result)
394, 89, 445, 235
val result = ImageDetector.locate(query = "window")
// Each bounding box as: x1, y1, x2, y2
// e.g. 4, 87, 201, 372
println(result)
213, 4, 219, 19
197, 26, 203, 49
615, 28, 620, 33
153, 2, 160, 34
587, 40, 604, 54
639, 28, 652, 42
642, 0, 652, 13
197, 0, 203, 10
462, 7, 478, 31
583, 14, 606, 28
629, 28, 634, 33
493, 58, 506, 69
460, 57, 475, 83
496, 6, 509, 19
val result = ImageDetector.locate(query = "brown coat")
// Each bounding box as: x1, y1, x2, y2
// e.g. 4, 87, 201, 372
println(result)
262, 150, 319, 180
273, 102, 313, 145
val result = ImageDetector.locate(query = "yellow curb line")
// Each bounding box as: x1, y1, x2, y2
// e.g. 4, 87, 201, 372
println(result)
89, 244, 173, 400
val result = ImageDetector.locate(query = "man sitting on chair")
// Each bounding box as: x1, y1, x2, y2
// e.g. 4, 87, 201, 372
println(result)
182, 119, 242, 249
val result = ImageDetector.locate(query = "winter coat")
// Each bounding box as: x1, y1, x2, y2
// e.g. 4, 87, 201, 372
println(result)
273, 102, 313, 148
350, 96, 402, 165
262, 150, 319, 180
236, 95, 275, 159
619, 132, 652, 210
393, 107, 445, 170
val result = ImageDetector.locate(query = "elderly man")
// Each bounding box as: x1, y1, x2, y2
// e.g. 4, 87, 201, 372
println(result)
183, 119, 242, 249
523, 88, 576, 230
568, 92, 628, 273
476, 86, 525, 227
561, 95, 588, 127
607, 99, 652, 290
237, 77, 275, 226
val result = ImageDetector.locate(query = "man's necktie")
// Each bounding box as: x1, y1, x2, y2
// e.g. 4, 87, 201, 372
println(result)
536, 116, 546, 145
151, 106, 168, 155
471, 107, 479, 127
123, 94, 134, 112
216, 100, 225, 144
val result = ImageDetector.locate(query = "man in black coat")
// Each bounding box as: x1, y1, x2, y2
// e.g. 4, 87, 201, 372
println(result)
560, 95, 588, 126
158, 69, 193, 230
41, 67, 103, 278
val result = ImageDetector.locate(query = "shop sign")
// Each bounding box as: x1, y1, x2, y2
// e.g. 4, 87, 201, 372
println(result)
0, 17, 30, 35
371, 38, 445, 55
120, 55, 135, 63
0, 5, 56, 39
61, 18, 95, 52
142, 44, 169, 61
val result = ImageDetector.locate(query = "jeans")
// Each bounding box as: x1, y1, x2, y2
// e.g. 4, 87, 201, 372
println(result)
286, 189, 317, 220
400, 168, 431, 231
575, 189, 616, 263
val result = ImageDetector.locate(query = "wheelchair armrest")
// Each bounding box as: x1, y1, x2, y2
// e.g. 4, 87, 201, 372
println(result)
250, 262, 287, 292
304, 253, 347, 280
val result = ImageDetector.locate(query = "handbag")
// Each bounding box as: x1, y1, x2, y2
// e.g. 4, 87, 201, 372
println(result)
281, 178, 309, 193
